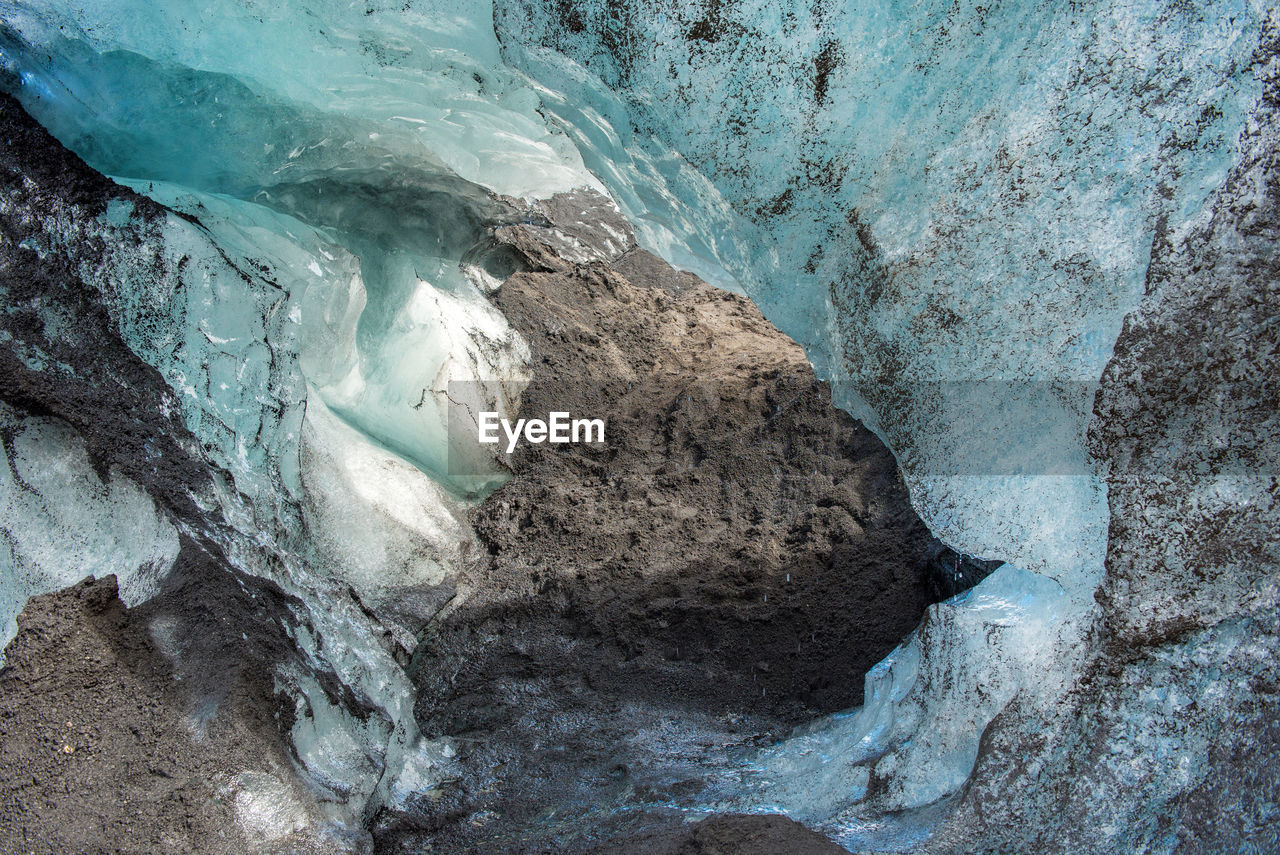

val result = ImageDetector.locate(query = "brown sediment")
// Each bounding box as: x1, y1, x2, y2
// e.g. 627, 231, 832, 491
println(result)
392, 225, 968, 852
0, 564, 312, 855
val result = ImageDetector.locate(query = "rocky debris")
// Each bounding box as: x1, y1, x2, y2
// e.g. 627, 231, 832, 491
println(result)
393, 210, 981, 852
495, 188, 639, 271
587, 813, 851, 855
0, 573, 321, 855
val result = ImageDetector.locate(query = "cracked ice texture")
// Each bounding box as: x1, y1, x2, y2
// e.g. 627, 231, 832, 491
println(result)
0, 0, 558, 827
0, 0, 573, 495
0, 119, 456, 831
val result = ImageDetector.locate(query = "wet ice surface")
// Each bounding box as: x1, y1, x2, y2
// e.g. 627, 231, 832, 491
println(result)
0, 402, 180, 663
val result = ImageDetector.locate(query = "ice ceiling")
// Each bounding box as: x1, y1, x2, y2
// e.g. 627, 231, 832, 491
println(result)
0, 0, 1271, 845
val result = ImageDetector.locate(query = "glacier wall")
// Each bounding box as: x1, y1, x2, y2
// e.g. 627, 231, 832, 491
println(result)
929, 35, 1280, 847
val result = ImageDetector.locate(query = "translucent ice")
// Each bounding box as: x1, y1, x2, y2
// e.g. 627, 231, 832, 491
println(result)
0, 0, 601, 201
0, 403, 180, 663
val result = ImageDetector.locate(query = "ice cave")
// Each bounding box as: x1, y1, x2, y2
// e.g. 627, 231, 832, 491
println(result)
0, 0, 1275, 852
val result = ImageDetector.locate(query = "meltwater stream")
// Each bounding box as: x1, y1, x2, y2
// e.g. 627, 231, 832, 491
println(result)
0, 0, 1276, 852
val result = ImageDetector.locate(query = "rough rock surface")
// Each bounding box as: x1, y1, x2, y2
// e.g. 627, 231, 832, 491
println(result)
0, 570, 327, 855
394, 217, 982, 852
478, 253, 947, 718
588, 813, 851, 855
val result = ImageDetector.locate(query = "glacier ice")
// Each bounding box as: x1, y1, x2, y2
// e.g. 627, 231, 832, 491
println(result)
0, 402, 181, 664
0, 0, 550, 834
299, 392, 471, 649
0, 0, 601, 202
297, 248, 530, 498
